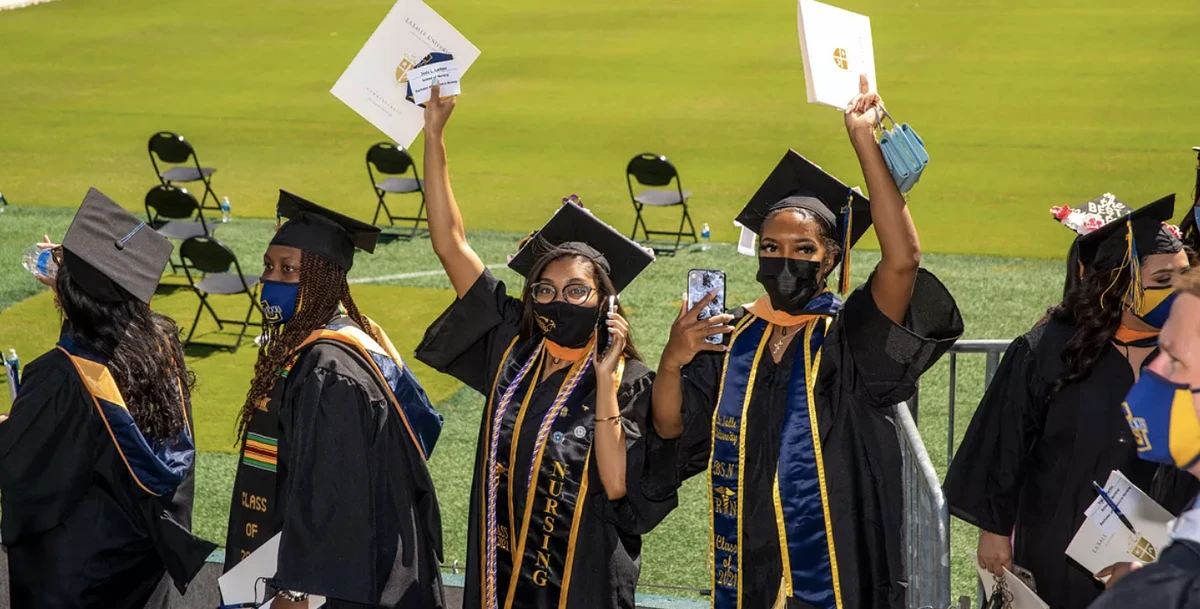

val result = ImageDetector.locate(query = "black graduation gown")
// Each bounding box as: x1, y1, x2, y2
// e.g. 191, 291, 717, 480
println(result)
243, 338, 445, 609
415, 270, 679, 609
0, 348, 214, 609
944, 319, 1200, 609
670, 270, 962, 609
1086, 538, 1200, 609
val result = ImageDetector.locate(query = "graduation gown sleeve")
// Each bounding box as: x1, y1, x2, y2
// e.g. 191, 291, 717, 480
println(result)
590, 366, 680, 536
837, 269, 964, 408
415, 269, 523, 393
0, 351, 97, 544
943, 336, 1043, 536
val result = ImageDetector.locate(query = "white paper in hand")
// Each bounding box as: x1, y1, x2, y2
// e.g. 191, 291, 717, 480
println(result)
1065, 470, 1174, 577
407, 60, 461, 105
217, 533, 326, 608
796, 0, 876, 109
970, 552, 1049, 609
330, 0, 481, 147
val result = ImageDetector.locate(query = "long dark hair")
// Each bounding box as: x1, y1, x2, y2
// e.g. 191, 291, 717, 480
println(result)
56, 263, 193, 441
518, 248, 643, 362
1045, 259, 1132, 402
238, 250, 377, 438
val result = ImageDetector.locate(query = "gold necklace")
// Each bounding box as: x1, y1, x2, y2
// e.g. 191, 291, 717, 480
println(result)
770, 326, 793, 356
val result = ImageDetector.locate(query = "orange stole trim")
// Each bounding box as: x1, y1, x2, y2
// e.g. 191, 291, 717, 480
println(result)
744, 296, 824, 328
545, 339, 591, 362
1114, 325, 1159, 345
56, 347, 188, 498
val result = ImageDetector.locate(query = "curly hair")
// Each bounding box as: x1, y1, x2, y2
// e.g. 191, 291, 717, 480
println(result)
56, 263, 194, 441
517, 249, 643, 362
237, 250, 377, 439
1046, 257, 1134, 403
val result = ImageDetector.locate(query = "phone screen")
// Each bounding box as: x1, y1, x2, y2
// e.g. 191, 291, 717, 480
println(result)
687, 270, 726, 345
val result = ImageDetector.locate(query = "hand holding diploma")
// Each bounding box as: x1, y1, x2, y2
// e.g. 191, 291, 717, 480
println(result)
844, 74, 883, 138
423, 83, 457, 138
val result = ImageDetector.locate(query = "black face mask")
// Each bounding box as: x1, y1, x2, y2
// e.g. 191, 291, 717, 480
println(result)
756, 257, 822, 314
531, 301, 599, 348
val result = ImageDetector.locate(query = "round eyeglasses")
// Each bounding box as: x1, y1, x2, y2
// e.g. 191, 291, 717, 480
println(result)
529, 282, 595, 305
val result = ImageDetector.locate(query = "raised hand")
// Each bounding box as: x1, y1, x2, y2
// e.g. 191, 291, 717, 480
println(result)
844, 73, 884, 137
423, 83, 457, 137
661, 291, 734, 370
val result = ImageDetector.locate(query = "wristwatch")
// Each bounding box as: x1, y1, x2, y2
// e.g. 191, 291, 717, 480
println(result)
277, 589, 309, 603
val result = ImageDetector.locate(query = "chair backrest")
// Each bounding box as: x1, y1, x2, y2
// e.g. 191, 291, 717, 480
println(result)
367, 142, 416, 176
180, 236, 242, 277
148, 131, 196, 164
146, 185, 202, 221
626, 153, 680, 188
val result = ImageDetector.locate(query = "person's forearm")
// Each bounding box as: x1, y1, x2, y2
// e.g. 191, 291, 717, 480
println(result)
423, 130, 485, 297
850, 128, 918, 322
651, 361, 684, 440
593, 384, 626, 500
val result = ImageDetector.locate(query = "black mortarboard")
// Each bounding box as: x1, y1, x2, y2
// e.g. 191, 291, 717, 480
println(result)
61, 188, 173, 304
270, 190, 381, 271
507, 199, 655, 293
735, 150, 873, 292
1055, 194, 1181, 307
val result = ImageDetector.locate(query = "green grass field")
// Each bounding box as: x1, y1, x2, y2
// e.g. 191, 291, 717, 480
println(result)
3, 0, 1198, 603
2, 0, 1199, 258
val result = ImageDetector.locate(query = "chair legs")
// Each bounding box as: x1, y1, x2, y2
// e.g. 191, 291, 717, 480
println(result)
629, 202, 699, 255
630, 203, 647, 241
184, 295, 205, 348
373, 192, 428, 239
200, 294, 224, 331
183, 289, 262, 352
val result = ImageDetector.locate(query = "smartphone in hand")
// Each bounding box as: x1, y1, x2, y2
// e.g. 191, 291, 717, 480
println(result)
596, 295, 616, 357
687, 269, 727, 345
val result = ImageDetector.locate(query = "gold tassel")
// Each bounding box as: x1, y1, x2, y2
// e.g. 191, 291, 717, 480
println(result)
839, 194, 853, 294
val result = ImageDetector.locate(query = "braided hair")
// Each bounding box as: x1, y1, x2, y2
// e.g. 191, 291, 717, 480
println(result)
237, 250, 378, 439
56, 263, 194, 440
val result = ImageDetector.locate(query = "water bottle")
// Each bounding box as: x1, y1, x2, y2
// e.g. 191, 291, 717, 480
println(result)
5, 349, 19, 400
700, 222, 711, 251
220, 196, 232, 223
21, 244, 57, 280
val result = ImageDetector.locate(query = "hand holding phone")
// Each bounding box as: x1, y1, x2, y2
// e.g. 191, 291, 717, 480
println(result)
596, 295, 616, 357
687, 270, 727, 345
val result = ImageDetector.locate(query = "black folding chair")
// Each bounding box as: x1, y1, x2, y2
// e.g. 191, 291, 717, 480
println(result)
145, 185, 214, 274
178, 236, 262, 352
148, 131, 221, 211
626, 153, 697, 254
367, 142, 426, 238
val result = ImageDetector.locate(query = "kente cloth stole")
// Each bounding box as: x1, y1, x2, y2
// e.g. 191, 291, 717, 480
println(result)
56, 336, 195, 497
225, 317, 443, 571
709, 296, 844, 609
479, 337, 620, 609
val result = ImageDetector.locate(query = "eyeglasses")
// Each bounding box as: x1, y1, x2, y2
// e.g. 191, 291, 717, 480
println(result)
529, 282, 595, 305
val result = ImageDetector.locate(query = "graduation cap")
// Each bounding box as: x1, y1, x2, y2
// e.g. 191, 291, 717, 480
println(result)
507, 198, 655, 293
270, 190, 381, 271
61, 188, 173, 304
1054, 194, 1181, 306
734, 150, 873, 293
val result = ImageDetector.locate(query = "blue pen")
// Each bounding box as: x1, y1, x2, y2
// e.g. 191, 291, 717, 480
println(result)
1093, 481, 1138, 535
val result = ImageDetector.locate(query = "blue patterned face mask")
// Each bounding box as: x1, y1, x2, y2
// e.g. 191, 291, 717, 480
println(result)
259, 280, 300, 325
1133, 287, 1178, 329
1124, 369, 1200, 469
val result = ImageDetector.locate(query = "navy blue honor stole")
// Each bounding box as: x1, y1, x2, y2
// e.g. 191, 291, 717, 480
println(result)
709, 293, 844, 609
479, 337, 610, 609
57, 336, 195, 497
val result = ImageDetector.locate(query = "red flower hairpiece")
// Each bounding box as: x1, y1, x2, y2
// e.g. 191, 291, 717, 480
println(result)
1165, 223, 1183, 240
1082, 216, 1104, 233
1050, 205, 1072, 221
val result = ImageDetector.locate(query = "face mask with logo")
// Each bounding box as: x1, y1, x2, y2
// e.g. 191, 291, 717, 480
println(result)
1133, 286, 1178, 329
1123, 369, 1200, 469
531, 301, 598, 348
260, 280, 300, 325
756, 257, 822, 315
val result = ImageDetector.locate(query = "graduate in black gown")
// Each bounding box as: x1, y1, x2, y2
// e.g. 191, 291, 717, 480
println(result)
415, 86, 676, 609
651, 80, 964, 609
946, 194, 1199, 609
0, 188, 215, 609
223, 192, 446, 609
